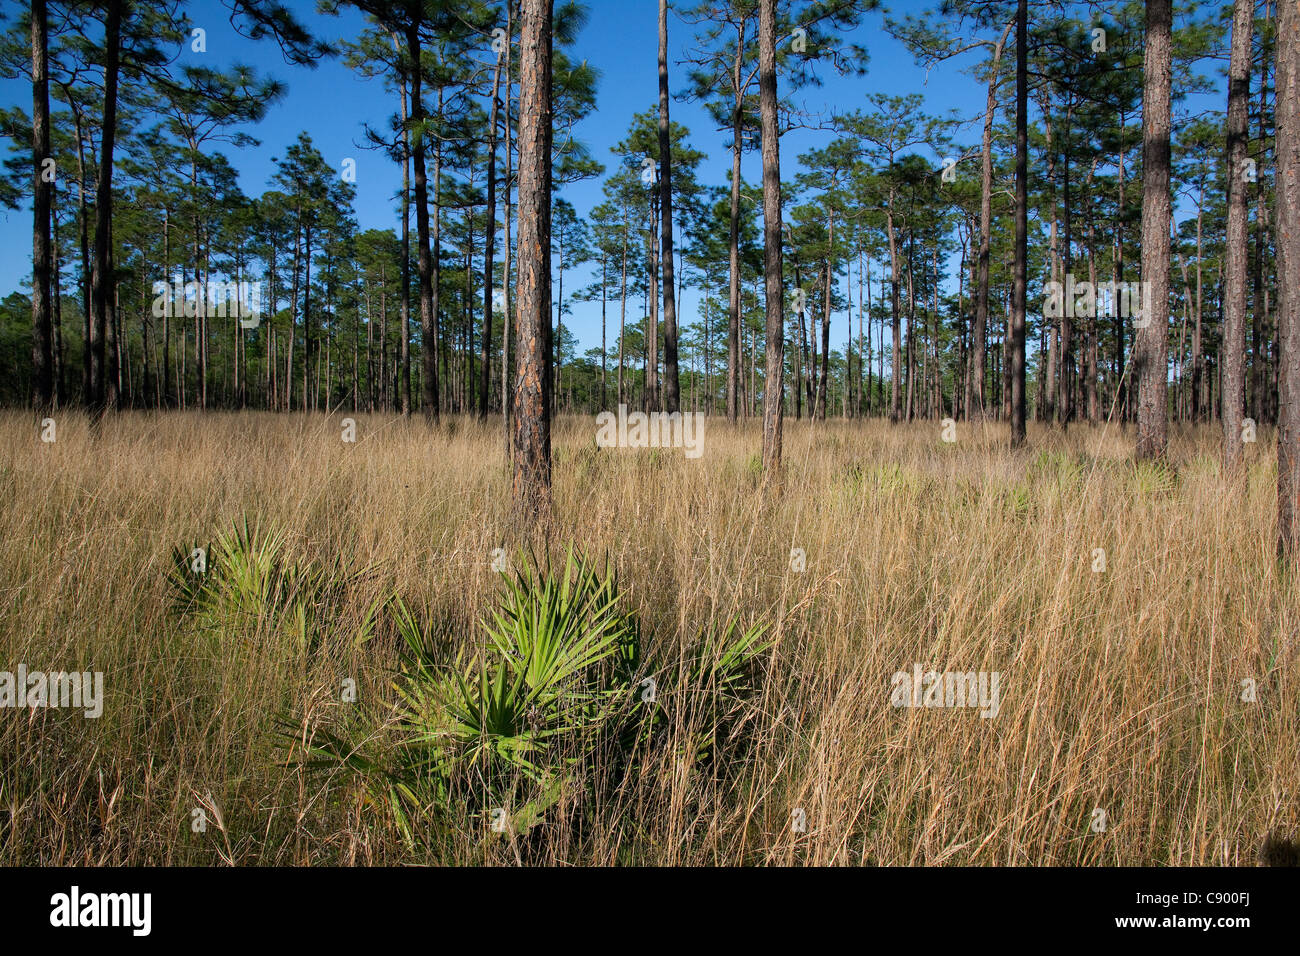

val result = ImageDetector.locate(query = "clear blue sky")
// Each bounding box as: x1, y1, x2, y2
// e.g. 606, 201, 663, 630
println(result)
0, 0, 1215, 358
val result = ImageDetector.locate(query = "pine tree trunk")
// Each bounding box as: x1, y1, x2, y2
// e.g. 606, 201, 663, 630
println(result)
502, 1, 514, 455
1059, 99, 1075, 430
163, 208, 172, 408
1085, 160, 1100, 422
972, 20, 1013, 425
758, 0, 784, 474
394, 34, 413, 416
619, 210, 627, 404
887, 200, 902, 424
1274, 0, 1300, 554
658, 0, 680, 414
818, 222, 833, 420
1043, 102, 1058, 425
52, 188, 65, 406
287, 223, 298, 410
30, 0, 54, 411
726, 33, 744, 424
1136, 0, 1172, 460
646, 190, 659, 411
1115, 119, 1128, 421
1252, 9, 1272, 423
1010, 0, 1028, 446
480, 46, 503, 419
301, 228, 312, 412
409, 22, 440, 422
512, 0, 553, 519
600, 252, 607, 409
89, 0, 122, 416
1223, 0, 1252, 469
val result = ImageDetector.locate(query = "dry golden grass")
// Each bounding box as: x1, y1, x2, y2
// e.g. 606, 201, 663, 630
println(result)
0, 408, 1296, 865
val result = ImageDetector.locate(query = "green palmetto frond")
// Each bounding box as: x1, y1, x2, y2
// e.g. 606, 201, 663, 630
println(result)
426, 550, 641, 781
486, 549, 638, 698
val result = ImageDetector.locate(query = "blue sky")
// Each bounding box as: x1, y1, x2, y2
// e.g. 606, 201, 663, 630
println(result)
0, 0, 1208, 358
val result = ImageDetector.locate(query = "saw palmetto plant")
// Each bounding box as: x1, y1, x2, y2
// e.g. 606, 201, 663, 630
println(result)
168, 516, 381, 657
285, 548, 768, 851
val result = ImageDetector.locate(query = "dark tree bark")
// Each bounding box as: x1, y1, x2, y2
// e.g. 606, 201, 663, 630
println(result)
646, 189, 659, 410
1223, 0, 1253, 470
480, 43, 503, 419
163, 207, 172, 407
618, 203, 627, 404
600, 251, 607, 408
52, 185, 65, 406
187, 146, 206, 410
1275, 0, 1300, 554
1085, 159, 1100, 422
817, 232, 832, 420
89, 0, 123, 415
1010, 0, 1027, 447
303, 226, 315, 411
887, 202, 902, 423
658, 0, 680, 414
726, 28, 745, 424
1136, 0, 1172, 460
512, 0, 553, 519
1252, 8, 1272, 423
794, 259, 808, 418
758, 0, 783, 474
971, 20, 1013, 424
502, 0, 514, 455
64, 102, 91, 402
1059, 99, 1074, 430
1115, 113, 1129, 421
1042, 102, 1057, 426
395, 37, 413, 416
31, 0, 54, 411
408, 21, 440, 422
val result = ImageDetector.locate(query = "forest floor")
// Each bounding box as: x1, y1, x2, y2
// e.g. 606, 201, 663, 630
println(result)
1, 410, 1296, 865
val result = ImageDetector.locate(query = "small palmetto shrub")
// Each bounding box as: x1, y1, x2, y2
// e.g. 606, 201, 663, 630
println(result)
1028, 449, 1086, 487
290, 548, 769, 852
1126, 458, 1181, 497
848, 461, 923, 498
168, 516, 379, 655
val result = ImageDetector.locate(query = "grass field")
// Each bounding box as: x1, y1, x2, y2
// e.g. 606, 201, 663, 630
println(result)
1, 409, 1296, 865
